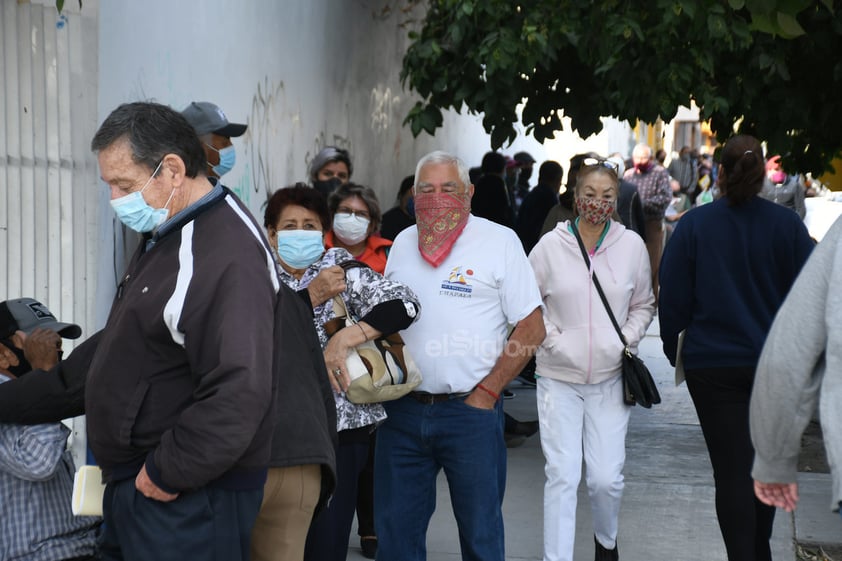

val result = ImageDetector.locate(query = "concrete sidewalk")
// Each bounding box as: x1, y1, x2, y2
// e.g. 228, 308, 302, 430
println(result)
347, 322, 838, 560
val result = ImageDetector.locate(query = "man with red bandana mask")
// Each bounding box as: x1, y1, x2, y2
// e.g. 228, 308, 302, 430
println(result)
623, 143, 672, 302
377, 150, 545, 561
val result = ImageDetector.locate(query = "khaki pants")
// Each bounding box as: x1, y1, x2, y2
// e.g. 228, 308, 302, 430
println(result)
250, 464, 322, 561
644, 219, 665, 303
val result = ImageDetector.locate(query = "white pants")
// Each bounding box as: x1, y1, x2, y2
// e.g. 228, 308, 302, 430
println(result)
537, 375, 631, 561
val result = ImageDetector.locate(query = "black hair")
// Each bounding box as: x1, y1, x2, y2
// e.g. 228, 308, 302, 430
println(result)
264, 183, 331, 232
481, 151, 506, 174
538, 161, 563, 185
397, 175, 415, 201
718, 135, 765, 206
91, 102, 207, 178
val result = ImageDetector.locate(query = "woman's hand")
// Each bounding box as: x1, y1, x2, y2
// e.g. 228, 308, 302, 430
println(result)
307, 266, 346, 307
754, 480, 799, 512
323, 327, 354, 393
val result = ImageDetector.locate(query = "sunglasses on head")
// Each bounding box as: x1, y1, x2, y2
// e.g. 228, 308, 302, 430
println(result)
581, 157, 619, 174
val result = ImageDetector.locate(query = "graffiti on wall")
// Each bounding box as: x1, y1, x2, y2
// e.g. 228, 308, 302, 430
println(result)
245, 78, 292, 201
369, 84, 401, 133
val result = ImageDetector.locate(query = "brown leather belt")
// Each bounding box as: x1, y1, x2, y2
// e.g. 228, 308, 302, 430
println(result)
408, 391, 472, 404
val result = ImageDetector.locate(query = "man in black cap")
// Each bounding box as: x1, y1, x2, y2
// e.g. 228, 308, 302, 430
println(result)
0, 298, 100, 561
0, 298, 99, 424
0, 298, 81, 377
181, 101, 247, 178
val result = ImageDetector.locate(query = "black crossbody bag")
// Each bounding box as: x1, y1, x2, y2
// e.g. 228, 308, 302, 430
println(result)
571, 225, 661, 408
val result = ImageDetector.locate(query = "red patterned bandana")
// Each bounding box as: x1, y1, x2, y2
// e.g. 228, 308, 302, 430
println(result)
414, 192, 470, 267
576, 197, 616, 226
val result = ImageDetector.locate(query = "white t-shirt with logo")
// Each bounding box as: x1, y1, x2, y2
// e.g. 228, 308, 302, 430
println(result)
386, 215, 542, 393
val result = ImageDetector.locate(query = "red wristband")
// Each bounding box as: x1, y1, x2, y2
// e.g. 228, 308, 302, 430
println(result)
476, 383, 500, 401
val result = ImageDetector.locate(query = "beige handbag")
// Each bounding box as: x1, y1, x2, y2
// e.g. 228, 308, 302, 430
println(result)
327, 296, 422, 404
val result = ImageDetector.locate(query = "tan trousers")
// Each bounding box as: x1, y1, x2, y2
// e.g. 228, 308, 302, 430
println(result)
250, 464, 322, 561
644, 219, 665, 303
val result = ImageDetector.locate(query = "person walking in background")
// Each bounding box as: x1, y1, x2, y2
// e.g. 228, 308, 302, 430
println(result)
515, 160, 562, 254
750, 215, 842, 519
181, 101, 247, 179
529, 158, 655, 561
472, 151, 515, 227
663, 178, 692, 243
667, 146, 699, 198
378, 150, 544, 561
87, 102, 279, 561
759, 155, 806, 220
659, 135, 814, 561
606, 154, 646, 243
513, 151, 537, 211
380, 175, 416, 241
623, 143, 672, 303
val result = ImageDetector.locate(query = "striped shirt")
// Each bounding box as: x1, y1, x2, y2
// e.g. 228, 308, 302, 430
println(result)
0, 374, 99, 561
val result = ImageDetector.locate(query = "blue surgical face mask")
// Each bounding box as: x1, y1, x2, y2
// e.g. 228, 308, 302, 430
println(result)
276, 230, 325, 269
109, 160, 174, 233
406, 196, 415, 217
206, 143, 236, 177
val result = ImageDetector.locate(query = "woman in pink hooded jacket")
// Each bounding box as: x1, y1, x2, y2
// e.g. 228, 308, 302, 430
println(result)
528, 159, 655, 561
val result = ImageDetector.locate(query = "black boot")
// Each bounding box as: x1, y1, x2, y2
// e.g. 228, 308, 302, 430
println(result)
594, 535, 618, 561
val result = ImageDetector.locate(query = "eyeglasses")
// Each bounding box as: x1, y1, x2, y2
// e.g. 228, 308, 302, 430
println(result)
336, 206, 371, 221
581, 157, 619, 174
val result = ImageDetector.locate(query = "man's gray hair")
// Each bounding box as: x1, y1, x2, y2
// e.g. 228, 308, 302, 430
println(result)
414, 151, 471, 191
632, 143, 652, 159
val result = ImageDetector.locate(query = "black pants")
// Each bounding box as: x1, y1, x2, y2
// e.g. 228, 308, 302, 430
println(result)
685, 367, 776, 561
356, 429, 377, 538
99, 479, 262, 561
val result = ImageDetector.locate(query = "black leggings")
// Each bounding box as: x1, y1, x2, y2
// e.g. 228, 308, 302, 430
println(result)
685, 367, 776, 561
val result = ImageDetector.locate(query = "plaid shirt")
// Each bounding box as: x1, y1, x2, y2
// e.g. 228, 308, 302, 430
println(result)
0, 375, 99, 561
624, 165, 673, 220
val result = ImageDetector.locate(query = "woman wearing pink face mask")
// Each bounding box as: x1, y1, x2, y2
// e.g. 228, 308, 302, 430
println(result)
528, 158, 655, 561
759, 155, 806, 219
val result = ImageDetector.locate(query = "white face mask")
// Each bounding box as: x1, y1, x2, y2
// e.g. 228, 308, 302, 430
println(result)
332, 212, 370, 245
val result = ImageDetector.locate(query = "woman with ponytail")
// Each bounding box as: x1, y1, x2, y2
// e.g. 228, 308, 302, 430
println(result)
658, 135, 814, 560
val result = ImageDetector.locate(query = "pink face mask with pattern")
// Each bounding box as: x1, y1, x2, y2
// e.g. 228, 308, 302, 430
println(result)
575, 197, 616, 226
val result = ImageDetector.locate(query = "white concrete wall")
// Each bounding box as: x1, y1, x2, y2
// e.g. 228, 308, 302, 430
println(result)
98, 2, 481, 211
96, 1, 633, 218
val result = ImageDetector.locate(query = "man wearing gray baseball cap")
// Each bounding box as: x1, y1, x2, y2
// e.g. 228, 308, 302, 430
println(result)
0, 298, 100, 561
0, 297, 81, 377
181, 101, 247, 179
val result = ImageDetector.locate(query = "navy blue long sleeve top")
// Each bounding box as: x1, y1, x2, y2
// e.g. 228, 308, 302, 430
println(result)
658, 196, 814, 370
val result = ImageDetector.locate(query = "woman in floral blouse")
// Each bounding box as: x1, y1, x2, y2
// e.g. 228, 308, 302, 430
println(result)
263, 184, 419, 561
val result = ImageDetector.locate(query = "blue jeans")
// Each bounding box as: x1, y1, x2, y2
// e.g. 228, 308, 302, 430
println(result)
374, 395, 506, 561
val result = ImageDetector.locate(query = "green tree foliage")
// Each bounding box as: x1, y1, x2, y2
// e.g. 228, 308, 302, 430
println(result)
401, 1, 840, 174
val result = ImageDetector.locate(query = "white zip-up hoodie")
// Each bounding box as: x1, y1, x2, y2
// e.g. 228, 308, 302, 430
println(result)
528, 219, 655, 385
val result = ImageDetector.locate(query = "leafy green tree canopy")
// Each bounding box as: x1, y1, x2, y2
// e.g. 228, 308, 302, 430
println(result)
401, 0, 840, 175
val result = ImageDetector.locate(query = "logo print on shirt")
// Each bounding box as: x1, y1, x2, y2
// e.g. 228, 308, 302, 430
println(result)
440, 266, 473, 298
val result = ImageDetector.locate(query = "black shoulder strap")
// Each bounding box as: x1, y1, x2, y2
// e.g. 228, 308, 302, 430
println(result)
338, 259, 371, 272
571, 224, 629, 349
